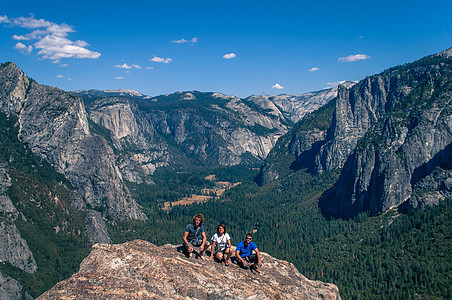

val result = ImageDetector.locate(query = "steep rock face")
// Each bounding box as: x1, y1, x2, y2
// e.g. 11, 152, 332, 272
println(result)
38, 239, 341, 300
0, 165, 37, 274
319, 48, 452, 218
0, 272, 23, 300
315, 77, 391, 174
85, 210, 112, 245
409, 167, 452, 209
256, 98, 337, 186
86, 97, 169, 184
0, 62, 145, 223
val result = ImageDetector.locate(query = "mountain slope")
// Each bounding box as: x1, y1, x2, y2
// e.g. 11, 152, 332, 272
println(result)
0, 62, 146, 231
319, 48, 452, 218
257, 47, 452, 218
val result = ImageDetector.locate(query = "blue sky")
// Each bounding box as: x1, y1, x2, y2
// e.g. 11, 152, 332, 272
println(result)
1, 0, 451, 98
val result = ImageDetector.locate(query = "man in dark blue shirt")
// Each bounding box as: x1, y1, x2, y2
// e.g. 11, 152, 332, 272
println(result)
236, 232, 262, 270
182, 213, 210, 259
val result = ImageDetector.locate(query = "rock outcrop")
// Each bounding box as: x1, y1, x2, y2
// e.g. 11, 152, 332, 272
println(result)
38, 239, 341, 300
0, 272, 23, 300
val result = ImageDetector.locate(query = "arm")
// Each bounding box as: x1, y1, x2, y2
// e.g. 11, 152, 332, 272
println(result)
236, 249, 248, 267
209, 241, 216, 260
183, 231, 192, 252
200, 232, 207, 251
254, 248, 262, 267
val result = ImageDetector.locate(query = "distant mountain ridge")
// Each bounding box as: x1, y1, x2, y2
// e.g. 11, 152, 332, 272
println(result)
73, 88, 152, 99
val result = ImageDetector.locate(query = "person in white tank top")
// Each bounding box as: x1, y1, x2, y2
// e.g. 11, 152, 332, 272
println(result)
209, 224, 232, 266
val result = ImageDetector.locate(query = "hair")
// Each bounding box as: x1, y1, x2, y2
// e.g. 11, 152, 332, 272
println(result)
217, 224, 227, 234
245, 232, 253, 239
192, 213, 204, 224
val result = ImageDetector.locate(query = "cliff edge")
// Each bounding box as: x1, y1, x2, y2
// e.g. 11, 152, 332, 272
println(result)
38, 239, 341, 299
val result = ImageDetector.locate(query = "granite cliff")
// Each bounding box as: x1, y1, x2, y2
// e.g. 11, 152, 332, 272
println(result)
38, 239, 341, 300
257, 47, 452, 218
318, 48, 452, 218
0, 62, 146, 221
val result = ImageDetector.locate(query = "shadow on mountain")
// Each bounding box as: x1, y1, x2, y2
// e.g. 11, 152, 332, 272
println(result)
410, 142, 452, 186
290, 140, 326, 173
318, 185, 341, 219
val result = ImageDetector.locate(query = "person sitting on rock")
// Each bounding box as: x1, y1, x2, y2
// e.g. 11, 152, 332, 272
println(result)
183, 213, 210, 259
209, 224, 232, 266
236, 232, 262, 271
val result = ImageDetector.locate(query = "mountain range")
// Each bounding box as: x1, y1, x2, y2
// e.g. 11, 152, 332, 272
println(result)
0, 47, 451, 298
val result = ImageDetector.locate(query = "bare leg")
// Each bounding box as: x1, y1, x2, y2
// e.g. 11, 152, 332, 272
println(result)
216, 252, 224, 261
225, 248, 232, 262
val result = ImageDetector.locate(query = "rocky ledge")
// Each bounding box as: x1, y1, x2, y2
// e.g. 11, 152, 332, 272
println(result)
38, 239, 341, 299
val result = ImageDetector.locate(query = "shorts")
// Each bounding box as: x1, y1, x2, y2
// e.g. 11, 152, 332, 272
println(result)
213, 247, 229, 256
243, 253, 257, 263
239, 253, 257, 268
184, 239, 209, 252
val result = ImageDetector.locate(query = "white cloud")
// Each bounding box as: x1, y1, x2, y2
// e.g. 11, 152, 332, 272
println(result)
60, 64, 68, 67
13, 15, 52, 28
34, 35, 101, 60
13, 30, 47, 41
146, 66, 154, 70
223, 53, 236, 59
310, 67, 320, 72
172, 37, 198, 44
56, 74, 64, 78
338, 54, 370, 62
115, 76, 125, 79
4, 14, 100, 62
272, 83, 284, 90
150, 56, 172, 63
115, 63, 136, 69
132, 64, 142, 69
0, 15, 10, 23
13, 42, 33, 54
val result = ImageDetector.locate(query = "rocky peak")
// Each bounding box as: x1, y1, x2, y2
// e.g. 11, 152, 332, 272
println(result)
0, 62, 31, 116
318, 49, 452, 218
38, 239, 341, 299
